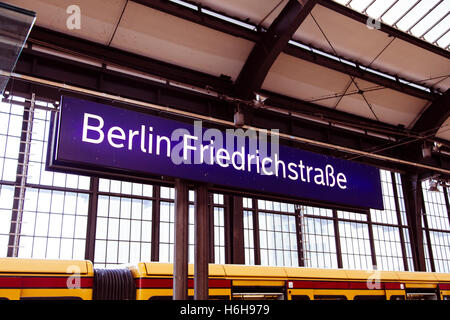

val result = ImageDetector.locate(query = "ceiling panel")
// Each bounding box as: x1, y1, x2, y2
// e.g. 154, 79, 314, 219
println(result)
265, 53, 430, 127
362, 88, 430, 127
334, 90, 377, 121
436, 117, 450, 141
336, 90, 429, 127
421, 75, 450, 90
197, 0, 286, 27
335, 77, 430, 127
293, 3, 450, 93
294, 4, 394, 67
110, 2, 254, 81
370, 38, 450, 92
262, 53, 351, 108
5, 0, 127, 45
334, 77, 384, 121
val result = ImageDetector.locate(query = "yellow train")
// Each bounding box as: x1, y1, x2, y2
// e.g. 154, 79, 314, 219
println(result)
0, 258, 449, 300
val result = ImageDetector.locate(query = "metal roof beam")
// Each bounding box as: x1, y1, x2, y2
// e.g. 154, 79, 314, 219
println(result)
234, 0, 318, 100
130, 0, 438, 101
28, 26, 234, 94
132, 0, 259, 42
284, 45, 436, 101
412, 89, 450, 135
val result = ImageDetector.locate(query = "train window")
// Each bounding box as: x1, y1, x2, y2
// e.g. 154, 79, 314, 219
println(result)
406, 293, 437, 300
149, 296, 172, 300
390, 295, 405, 300
353, 295, 386, 300
291, 295, 310, 300
232, 286, 285, 300
443, 296, 450, 300
20, 296, 83, 300
406, 289, 438, 300
209, 295, 230, 300
233, 293, 284, 300
149, 295, 229, 300
313, 295, 347, 300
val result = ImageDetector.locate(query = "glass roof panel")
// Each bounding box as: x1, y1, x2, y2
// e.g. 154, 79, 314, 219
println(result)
333, 0, 450, 50
0, 2, 36, 94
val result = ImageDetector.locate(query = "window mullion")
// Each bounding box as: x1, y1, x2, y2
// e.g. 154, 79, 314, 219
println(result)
7, 94, 34, 257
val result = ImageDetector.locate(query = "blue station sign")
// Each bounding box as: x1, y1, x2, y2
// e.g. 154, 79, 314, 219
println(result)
48, 96, 383, 209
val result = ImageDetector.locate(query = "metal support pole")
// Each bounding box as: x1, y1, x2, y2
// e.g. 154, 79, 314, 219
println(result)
391, 172, 409, 271
173, 179, 189, 300
194, 183, 209, 300
231, 195, 245, 264
151, 185, 161, 262
8, 93, 35, 257
401, 174, 426, 271
333, 209, 343, 269
85, 177, 99, 261
295, 206, 305, 267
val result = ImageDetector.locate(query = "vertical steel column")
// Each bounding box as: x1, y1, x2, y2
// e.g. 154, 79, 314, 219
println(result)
295, 206, 305, 267
366, 209, 378, 269
391, 172, 409, 271
151, 185, 161, 262
8, 93, 34, 257
231, 195, 245, 264
194, 183, 209, 300
252, 198, 261, 265
173, 179, 189, 300
224, 194, 232, 264
444, 187, 450, 227
333, 209, 343, 269
85, 177, 99, 261
401, 174, 426, 271
208, 192, 215, 263
421, 194, 435, 272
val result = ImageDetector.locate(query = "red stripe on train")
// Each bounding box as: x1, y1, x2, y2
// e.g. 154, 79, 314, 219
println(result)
290, 280, 404, 290
0, 276, 93, 288
384, 282, 403, 290
439, 284, 450, 290
135, 278, 231, 289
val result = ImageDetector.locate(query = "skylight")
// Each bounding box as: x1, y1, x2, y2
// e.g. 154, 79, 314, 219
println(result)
333, 0, 450, 50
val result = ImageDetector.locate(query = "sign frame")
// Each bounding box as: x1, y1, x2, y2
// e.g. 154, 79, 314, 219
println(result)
47, 96, 384, 210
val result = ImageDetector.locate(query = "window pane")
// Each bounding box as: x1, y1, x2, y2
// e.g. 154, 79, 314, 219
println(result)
371, 170, 399, 225
257, 202, 298, 267
94, 191, 152, 267
373, 225, 405, 271
339, 220, 372, 270
303, 215, 337, 269
17, 188, 89, 259
421, 182, 450, 272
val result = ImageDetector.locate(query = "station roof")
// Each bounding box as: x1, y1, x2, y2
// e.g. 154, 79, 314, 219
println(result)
5, 0, 450, 143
